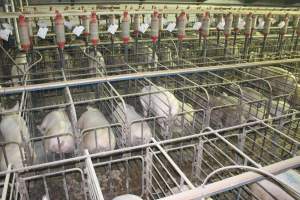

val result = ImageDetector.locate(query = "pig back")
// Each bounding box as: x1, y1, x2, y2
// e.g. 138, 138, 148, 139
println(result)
79, 108, 110, 129
140, 86, 179, 119
40, 110, 73, 134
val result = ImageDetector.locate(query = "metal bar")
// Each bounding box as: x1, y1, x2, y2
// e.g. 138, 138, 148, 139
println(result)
1, 165, 12, 200
84, 150, 105, 200
160, 156, 300, 200
1, 57, 300, 94
10, 0, 21, 50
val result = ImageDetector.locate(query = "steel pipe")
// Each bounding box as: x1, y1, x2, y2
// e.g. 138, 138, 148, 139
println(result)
1, 57, 300, 95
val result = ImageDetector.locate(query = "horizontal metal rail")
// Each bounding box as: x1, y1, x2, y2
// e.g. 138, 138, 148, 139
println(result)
1, 57, 299, 94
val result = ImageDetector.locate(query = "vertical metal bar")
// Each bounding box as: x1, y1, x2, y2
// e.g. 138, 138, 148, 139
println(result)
243, 36, 248, 59
238, 127, 247, 165
145, 147, 153, 197
153, 42, 157, 68
203, 38, 207, 60
261, 35, 267, 57
199, 32, 202, 50
19, 0, 23, 12
233, 32, 237, 56
8, 172, 16, 200
193, 140, 204, 182
1, 165, 12, 200
84, 150, 105, 200
293, 35, 299, 52
217, 30, 220, 45
65, 86, 79, 155
224, 37, 228, 57
59, 48, 65, 68
62, 173, 70, 200
124, 44, 128, 62
10, 0, 21, 50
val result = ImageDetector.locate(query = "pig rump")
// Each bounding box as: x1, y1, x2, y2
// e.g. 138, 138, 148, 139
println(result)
78, 106, 116, 153
81, 125, 116, 153
127, 119, 152, 146
35, 129, 75, 154
36, 110, 75, 154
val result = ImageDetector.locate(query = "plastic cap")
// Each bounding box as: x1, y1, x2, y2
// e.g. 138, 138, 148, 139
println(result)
19, 15, 26, 23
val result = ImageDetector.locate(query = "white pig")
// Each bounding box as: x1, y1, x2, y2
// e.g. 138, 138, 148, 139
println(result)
37, 109, 75, 154
112, 194, 142, 200
77, 106, 116, 153
0, 102, 32, 170
140, 86, 179, 136
0, 102, 29, 142
112, 103, 152, 146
